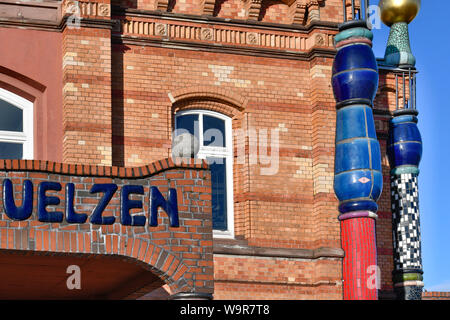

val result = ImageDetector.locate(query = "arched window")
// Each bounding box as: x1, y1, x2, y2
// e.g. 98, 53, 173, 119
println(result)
0, 88, 33, 159
174, 110, 234, 238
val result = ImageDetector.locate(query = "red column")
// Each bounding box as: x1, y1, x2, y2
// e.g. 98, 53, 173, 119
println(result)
341, 217, 378, 300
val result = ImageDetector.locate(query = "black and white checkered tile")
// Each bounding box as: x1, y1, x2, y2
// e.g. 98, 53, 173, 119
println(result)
391, 173, 422, 271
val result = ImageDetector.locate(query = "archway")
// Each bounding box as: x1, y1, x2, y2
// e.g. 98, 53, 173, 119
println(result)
0, 250, 167, 299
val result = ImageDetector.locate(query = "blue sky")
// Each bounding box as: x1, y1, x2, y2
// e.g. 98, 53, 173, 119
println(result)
371, 1, 450, 292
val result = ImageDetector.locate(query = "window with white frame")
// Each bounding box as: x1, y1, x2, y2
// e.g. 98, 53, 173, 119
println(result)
0, 88, 33, 159
174, 110, 234, 238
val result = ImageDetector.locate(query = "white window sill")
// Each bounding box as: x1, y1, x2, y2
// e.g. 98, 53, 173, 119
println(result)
213, 229, 235, 239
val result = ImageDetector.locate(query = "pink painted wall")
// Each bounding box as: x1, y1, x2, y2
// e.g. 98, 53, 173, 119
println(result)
0, 27, 63, 162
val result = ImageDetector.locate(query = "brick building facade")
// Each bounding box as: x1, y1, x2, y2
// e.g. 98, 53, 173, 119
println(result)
0, 0, 432, 299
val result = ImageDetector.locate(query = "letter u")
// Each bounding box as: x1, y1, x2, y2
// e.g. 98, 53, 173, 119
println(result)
3, 179, 34, 220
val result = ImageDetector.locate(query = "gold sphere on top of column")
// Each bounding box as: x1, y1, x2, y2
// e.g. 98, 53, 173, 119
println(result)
379, 0, 421, 26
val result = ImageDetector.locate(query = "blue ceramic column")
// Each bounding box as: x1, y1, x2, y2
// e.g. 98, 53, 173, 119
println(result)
387, 108, 424, 300
332, 20, 383, 300
378, 0, 424, 300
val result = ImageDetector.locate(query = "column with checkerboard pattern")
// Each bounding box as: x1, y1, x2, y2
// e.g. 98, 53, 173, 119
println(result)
387, 109, 424, 300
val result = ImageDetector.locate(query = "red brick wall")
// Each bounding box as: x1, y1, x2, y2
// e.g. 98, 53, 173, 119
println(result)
112, 0, 349, 24
215, 0, 244, 19
260, 1, 291, 24
109, 22, 343, 295
422, 292, 450, 300
62, 22, 113, 166
0, 158, 213, 295
112, 45, 337, 247
320, 0, 347, 23
214, 255, 342, 299
0, 0, 400, 299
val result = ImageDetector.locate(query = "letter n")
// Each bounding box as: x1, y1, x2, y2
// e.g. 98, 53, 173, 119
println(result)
3, 179, 33, 221
149, 186, 179, 227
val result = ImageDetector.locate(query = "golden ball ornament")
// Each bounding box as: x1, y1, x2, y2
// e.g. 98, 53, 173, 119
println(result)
379, 0, 421, 26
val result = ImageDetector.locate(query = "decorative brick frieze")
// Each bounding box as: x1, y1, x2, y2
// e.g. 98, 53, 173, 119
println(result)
200, 27, 214, 41
63, 0, 111, 19
120, 16, 337, 53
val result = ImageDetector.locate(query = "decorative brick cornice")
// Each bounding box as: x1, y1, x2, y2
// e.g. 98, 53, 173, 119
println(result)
118, 14, 337, 56
306, 0, 325, 8
0, 0, 62, 23
116, 35, 336, 61
0, 158, 208, 179
242, 0, 262, 21
116, 7, 339, 30
214, 240, 344, 259
292, 2, 307, 25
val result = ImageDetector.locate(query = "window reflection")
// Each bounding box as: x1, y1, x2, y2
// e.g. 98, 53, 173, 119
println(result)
175, 114, 199, 138
208, 157, 227, 231
174, 111, 232, 235
203, 115, 225, 147
0, 142, 23, 159
0, 100, 23, 132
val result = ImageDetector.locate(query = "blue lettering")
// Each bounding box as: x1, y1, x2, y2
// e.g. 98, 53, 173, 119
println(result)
38, 181, 63, 223
0, 179, 181, 229
121, 185, 146, 226
89, 184, 117, 225
149, 186, 179, 227
2, 179, 33, 221
65, 183, 88, 224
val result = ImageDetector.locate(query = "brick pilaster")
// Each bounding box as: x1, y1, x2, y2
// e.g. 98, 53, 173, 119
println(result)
308, 56, 340, 250
62, 0, 113, 166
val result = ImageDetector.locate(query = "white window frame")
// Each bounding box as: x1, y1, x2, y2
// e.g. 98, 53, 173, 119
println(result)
0, 88, 34, 159
175, 109, 234, 239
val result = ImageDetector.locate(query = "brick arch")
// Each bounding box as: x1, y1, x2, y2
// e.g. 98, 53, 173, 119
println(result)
0, 158, 213, 297
0, 65, 46, 100
0, 228, 192, 295
169, 85, 247, 119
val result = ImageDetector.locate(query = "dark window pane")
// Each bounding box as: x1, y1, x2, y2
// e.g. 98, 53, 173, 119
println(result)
0, 142, 23, 159
203, 115, 225, 147
0, 100, 23, 132
207, 157, 227, 231
175, 114, 199, 138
